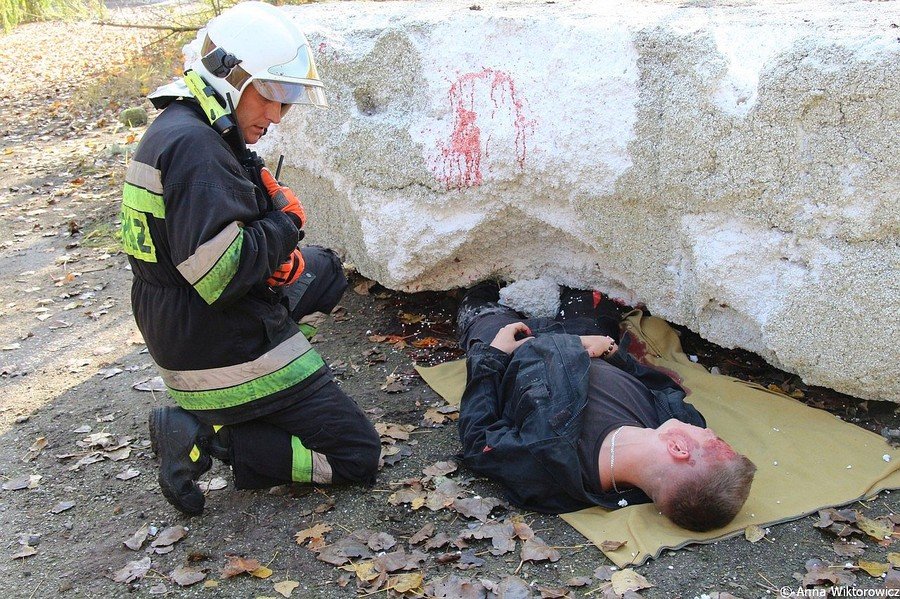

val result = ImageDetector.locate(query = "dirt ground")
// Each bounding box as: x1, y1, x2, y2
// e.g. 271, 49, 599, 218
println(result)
3, 6, 900, 599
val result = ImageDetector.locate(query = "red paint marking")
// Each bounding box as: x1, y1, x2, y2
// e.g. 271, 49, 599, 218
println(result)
436, 68, 532, 190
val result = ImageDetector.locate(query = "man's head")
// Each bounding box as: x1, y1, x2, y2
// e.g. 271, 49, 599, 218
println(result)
648, 420, 756, 532
188, 1, 327, 141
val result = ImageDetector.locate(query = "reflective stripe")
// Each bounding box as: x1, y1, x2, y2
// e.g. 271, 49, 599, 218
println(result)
190, 445, 201, 462
122, 182, 165, 219
312, 451, 333, 484
190, 228, 243, 305
159, 332, 325, 410
125, 160, 163, 194
298, 323, 317, 340
178, 224, 241, 284
120, 205, 157, 262
290, 436, 312, 482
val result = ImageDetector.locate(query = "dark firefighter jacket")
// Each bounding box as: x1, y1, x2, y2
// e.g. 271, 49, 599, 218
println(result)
457, 330, 706, 514
120, 100, 327, 424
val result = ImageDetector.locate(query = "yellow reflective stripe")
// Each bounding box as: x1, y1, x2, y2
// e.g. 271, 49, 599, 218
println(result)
120, 206, 157, 263
125, 160, 163, 194
166, 348, 325, 411
192, 232, 243, 305
290, 436, 312, 483
190, 445, 201, 462
122, 183, 165, 219
158, 331, 314, 391
176, 222, 241, 285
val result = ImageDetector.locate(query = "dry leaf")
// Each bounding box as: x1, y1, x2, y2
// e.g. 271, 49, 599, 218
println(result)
251, 565, 273, 579
124, 523, 150, 551
22, 436, 47, 461
400, 312, 424, 324
10, 546, 37, 560
856, 514, 893, 541
273, 580, 300, 597
610, 569, 653, 594
222, 555, 261, 578
389, 572, 424, 593
888, 552, 900, 567
132, 376, 166, 392
353, 279, 376, 295
171, 566, 206, 586
411, 337, 440, 348
116, 468, 140, 481
423, 460, 458, 477
295, 523, 332, 546
858, 560, 890, 577
600, 539, 627, 551
521, 537, 561, 563
3, 474, 41, 490
832, 539, 866, 557
451, 496, 504, 522
50, 500, 75, 514
744, 525, 766, 543
198, 477, 227, 492
111, 557, 152, 583
367, 532, 397, 552
151, 525, 186, 548
409, 523, 435, 545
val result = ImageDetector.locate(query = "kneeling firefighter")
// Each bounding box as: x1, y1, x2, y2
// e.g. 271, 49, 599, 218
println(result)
121, 1, 380, 516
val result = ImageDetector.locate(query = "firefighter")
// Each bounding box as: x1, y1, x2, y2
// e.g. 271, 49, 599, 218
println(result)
121, 1, 380, 516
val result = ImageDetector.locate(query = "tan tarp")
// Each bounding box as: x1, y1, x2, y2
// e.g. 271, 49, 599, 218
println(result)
415, 311, 900, 567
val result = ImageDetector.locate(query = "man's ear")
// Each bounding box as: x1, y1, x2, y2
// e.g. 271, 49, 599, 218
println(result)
666, 435, 692, 461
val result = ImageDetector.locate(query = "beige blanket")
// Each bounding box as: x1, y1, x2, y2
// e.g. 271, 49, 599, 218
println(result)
415, 311, 900, 566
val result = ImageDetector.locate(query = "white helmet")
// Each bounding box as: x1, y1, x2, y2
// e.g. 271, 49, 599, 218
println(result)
190, 1, 327, 109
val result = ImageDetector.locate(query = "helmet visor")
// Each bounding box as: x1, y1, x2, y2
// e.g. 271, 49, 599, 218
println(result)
253, 78, 328, 108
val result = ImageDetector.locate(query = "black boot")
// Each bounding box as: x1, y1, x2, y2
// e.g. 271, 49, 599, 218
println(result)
558, 287, 623, 339
455, 281, 505, 338
148, 407, 213, 516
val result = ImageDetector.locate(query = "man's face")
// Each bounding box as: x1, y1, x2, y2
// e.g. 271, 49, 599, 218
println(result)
234, 83, 288, 145
657, 419, 736, 462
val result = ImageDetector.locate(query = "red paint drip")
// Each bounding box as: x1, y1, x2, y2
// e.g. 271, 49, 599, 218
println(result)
437, 68, 532, 190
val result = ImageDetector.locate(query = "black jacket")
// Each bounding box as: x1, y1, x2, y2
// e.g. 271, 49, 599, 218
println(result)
121, 100, 327, 421
457, 329, 706, 514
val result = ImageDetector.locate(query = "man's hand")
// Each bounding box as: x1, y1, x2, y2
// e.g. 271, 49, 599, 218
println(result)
580, 335, 617, 359
260, 168, 306, 229
489, 322, 533, 355
267, 248, 304, 287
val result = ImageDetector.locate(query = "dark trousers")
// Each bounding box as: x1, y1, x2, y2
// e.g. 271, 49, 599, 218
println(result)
200, 246, 380, 489
459, 290, 621, 351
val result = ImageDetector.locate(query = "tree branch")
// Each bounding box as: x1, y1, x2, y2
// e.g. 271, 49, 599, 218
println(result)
92, 21, 199, 32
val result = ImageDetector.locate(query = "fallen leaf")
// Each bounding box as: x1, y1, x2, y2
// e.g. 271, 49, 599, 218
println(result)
22, 436, 47, 462
411, 337, 441, 348
858, 560, 890, 577
111, 557, 152, 583
565, 576, 592, 587
273, 580, 300, 597
832, 539, 866, 557
857, 514, 893, 541
453, 550, 485, 570
451, 496, 505, 522
888, 552, 900, 568
124, 523, 150, 551
424, 575, 487, 598
400, 312, 424, 324
389, 572, 424, 593
600, 539, 627, 552
409, 523, 435, 545
800, 558, 857, 587
373, 549, 426, 573
3, 474, 41, 490
340, 561, 380, 583
611, 569, 653, 594
538, 585, 572, 598
198, 477, 227, 492
295, 523, 332, 546
132, 376, 166, 392
744, 525, 766, 543
50, 500, 75, 514
116, 468, 140, 481
593, 565, 617, 581
423, 460, 458, 477
381, 374, 408, 393
353, 279, 376, 295
10, 546, 37, 560
251, 565, 273, 579
222, 555, 262, 578
151, 525, 187, 548
171, 566, 206, 586
521, 537, 561, 563
367, 532, 397, 552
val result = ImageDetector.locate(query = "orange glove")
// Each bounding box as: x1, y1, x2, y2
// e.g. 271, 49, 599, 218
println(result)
260, 168, 306, 229
267, 248, 305, 287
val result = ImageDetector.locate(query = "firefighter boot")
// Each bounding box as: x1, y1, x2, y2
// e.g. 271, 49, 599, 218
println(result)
148, 407, 213, 516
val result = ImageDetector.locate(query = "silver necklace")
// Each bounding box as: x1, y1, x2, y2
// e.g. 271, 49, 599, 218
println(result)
609, 425, 626, 493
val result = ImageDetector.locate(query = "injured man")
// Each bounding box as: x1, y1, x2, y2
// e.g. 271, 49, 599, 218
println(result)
456, 283, 756, 532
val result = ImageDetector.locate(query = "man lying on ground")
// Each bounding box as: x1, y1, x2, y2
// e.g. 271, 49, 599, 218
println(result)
456, 283, 756, 532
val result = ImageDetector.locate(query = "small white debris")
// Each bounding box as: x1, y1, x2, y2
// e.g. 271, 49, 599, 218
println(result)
773, 461, 778, 466
688, 355, 698, 363
618, 499, 628, 507
846, 464, 852, 469
772, 427, 780, 432
884, 454, 891, 462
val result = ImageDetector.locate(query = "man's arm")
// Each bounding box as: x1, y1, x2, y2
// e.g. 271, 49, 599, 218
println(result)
163, 139, 299, 307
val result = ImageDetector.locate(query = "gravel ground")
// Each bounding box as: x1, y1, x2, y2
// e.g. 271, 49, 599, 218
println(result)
2, 6, 900, 599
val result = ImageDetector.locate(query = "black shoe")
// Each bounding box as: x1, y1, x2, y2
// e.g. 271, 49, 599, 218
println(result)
456, 281, 503, 338
558, 287, 624, 339
148, 407, 213, 516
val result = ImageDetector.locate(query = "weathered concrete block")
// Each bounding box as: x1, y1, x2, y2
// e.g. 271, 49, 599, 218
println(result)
257, 0, 900, 401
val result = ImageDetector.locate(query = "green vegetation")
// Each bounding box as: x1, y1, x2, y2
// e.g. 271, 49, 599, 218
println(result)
1, 0, 104, 32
